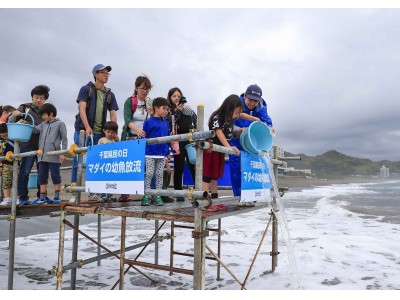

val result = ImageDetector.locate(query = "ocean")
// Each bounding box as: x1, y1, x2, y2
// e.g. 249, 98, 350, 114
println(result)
1, 179, 399, 291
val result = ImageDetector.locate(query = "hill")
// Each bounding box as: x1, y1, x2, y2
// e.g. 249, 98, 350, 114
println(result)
284, 150, 400, 179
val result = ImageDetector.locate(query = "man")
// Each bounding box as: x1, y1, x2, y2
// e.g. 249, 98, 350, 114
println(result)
11, 85, 50, 205
70, 64, 119, 201
229, 84, 275, 197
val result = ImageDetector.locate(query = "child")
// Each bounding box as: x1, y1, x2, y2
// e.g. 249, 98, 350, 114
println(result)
141, 97, 170, 206
202, 94, 256, 199
98, 121, 118, 202
30, 103, 68, 204
0, 105, 16, 124
0, 124, 15, 206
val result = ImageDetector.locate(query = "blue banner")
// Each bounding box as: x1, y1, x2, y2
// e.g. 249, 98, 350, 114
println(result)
240, 151, 271, 203
85, 139, 146, 194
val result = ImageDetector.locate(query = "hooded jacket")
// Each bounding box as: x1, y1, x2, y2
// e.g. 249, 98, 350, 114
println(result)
33, 118, 68, 163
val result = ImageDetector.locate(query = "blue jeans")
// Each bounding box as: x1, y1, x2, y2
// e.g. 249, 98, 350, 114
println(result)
70, 130, 103, 184
18, 147, 38, 200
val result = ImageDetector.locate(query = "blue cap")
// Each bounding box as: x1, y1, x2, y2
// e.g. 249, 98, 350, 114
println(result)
92, 64, 112, 73
245, 84, 262, 102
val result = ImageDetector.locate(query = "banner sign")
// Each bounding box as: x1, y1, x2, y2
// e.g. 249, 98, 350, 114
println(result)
240, 151, 271, 203
85, 139, 146, 194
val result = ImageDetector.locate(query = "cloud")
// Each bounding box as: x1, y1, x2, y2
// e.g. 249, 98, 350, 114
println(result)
1, 8, 399, 161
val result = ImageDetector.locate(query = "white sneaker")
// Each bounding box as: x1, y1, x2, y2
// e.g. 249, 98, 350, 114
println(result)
69, 193, 77, 203
0, 198, 12, 206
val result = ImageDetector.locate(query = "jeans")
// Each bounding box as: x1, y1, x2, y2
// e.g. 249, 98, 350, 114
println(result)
70, 130, 103, 184
18, 147, 38, 200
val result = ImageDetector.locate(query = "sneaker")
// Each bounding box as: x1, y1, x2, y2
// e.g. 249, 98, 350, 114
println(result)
161, 196, 174, 203
153, 195, 164, 206
0, 198, 11, 206
52, 196, 61, 204
88, 193, 101, 201
31, 197, 46, 205
176, 197, 185, 202
141, 195, 151, 206
69, 193, 77, 203
18, 199, 31, 205
117, 195, 131, 202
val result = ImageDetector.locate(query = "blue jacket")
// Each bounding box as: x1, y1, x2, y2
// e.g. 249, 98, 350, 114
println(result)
230, 93, 273, 149
143, 116, 169, 156
74, 81, 119, 131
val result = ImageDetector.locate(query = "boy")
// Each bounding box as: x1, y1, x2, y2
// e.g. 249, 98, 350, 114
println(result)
11, 85, 50, 204
29, 103, 68, 204
141, 97, 170, 206
0, 124, 14, 206
97, 121, 118, 202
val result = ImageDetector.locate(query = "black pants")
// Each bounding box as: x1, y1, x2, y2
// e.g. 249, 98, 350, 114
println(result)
173, 140, 195, 190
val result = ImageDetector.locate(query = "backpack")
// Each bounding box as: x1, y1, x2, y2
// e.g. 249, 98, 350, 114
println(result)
131, 95, 139, 113
86, 86, 112, 110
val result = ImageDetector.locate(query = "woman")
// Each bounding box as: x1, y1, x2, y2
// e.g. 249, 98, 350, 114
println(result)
121, 75, 153, 141
166, 87, 197, 201
119, 75, 153, 202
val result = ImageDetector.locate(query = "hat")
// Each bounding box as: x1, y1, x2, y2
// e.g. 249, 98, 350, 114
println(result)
92, 64, 112, 73
0, 123, 8, 134
245, 84, 262, 102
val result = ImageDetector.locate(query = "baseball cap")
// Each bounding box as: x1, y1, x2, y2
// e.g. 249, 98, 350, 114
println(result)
245, 84, 262, 102
92, 64, 112, 73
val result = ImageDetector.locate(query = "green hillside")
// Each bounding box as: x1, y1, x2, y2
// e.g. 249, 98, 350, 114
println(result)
284, 150, 400, 179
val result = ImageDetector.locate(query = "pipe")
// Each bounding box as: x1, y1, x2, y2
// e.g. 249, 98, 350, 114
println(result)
146, 130, 214, 145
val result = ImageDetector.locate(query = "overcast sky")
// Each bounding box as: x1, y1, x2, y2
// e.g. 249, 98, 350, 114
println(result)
1, 6, 399, 162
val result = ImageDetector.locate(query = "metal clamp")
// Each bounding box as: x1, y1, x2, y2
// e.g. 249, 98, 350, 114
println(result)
192, 230, 209, 239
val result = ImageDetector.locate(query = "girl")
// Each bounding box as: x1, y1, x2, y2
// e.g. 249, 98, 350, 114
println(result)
166, 87, 197, 202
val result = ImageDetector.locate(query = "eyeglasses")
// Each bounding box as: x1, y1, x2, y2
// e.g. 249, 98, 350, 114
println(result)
97, 71, 110, 76
138, 87, 150, 92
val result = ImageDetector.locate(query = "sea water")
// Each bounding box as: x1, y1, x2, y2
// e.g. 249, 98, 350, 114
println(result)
260, 152, 302, 289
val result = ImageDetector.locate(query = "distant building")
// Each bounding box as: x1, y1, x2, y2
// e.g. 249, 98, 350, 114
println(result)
380, 165, 390, 178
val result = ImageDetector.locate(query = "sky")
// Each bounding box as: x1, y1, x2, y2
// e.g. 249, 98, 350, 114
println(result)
1, 2, 400, 162
1, 180, 400, 293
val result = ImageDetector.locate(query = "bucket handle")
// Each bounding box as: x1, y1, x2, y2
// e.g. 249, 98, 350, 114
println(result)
84, 134, 94, 148
7, 112, 35, 128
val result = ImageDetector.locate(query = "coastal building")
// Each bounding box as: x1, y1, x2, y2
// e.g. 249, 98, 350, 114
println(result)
380, 165, 390, 178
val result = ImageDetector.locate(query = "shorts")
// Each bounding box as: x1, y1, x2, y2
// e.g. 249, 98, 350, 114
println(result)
38, 162, 62, 185
203, 150, 225, 180
1, 164, 13, 189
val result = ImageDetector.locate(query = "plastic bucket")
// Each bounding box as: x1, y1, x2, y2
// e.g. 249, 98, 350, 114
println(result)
185, 143, 196, 165
28, 173, 38, 190
239, 122, 273, 154
6, 113, 35, 142
82, 135, 94, 165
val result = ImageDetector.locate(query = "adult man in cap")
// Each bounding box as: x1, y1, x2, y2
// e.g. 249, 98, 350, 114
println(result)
229, 84, 275, 197
70, 64, 119, 201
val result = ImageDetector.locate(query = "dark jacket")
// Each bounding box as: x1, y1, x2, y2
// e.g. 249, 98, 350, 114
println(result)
74, 81, 119, 132
14, 102, 43, 149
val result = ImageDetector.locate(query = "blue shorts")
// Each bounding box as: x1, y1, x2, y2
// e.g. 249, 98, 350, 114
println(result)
38, 162, 62, 185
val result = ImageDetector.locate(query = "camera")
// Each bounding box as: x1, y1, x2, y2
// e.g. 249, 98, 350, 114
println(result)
178, 96, 187, 104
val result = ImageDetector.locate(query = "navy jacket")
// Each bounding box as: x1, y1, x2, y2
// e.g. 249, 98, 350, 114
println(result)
143, 116, 169, 156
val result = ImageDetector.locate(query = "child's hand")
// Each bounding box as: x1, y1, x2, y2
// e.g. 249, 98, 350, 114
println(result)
60, 155, 66, 164
18, 119, 28, 124
253, 117, 260, 122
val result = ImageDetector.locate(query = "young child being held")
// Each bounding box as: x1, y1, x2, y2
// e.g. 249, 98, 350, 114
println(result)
141, 97, 171, 206
0, 124, 15, 206
98, 121, 118, 202
31, 103, 68, 204
202, 94, 249, 199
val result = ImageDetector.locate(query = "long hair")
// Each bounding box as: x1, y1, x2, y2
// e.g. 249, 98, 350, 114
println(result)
167, 87, 183, 109
208, 94, 243, 128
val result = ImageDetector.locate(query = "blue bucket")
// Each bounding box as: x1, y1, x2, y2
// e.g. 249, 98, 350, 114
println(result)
6, 113, 35, 142
185, 143, 196, 165
239, 122, 273, 154
28, 173, 38, 190
82, 135, 94, 165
